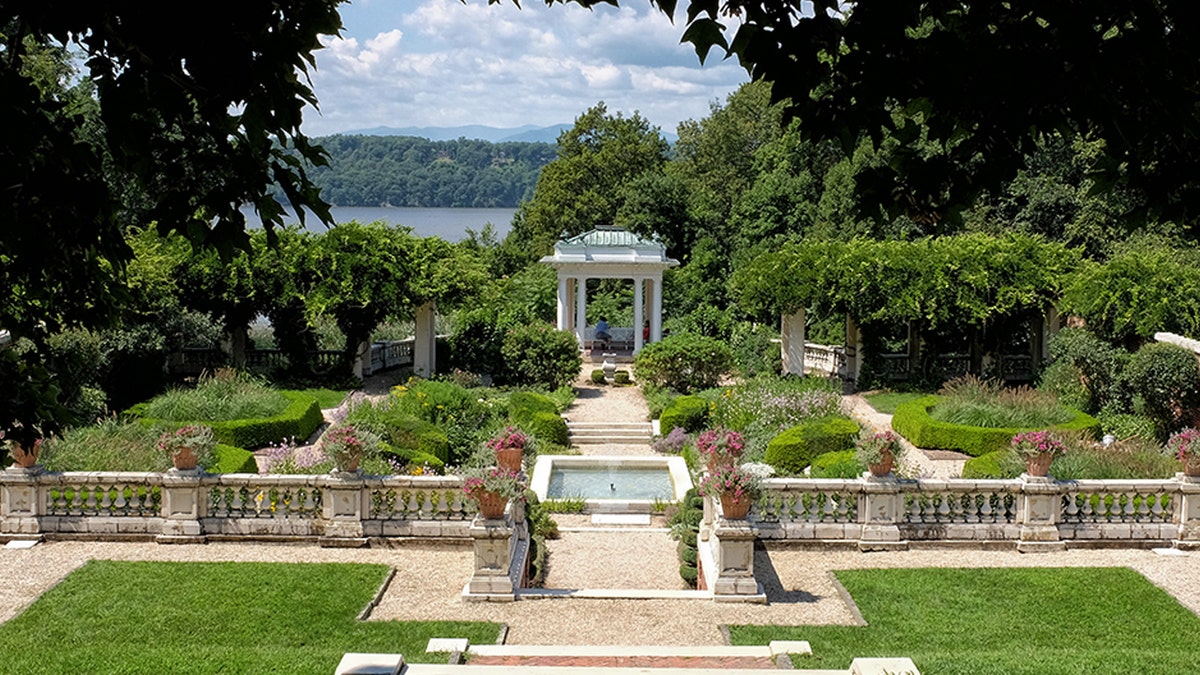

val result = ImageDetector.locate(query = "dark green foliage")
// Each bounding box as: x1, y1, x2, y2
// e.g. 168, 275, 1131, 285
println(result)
809, 450, 865, 479
634, 333, 734, 393
679, 528, 698, 548
1124, 342, 1200, 438
613, 370, 631, 385
1062, 246, 1200, 342
678, 564, 698, 586
132, 392, 322, 450
508, 391, 559, 417
658, 395, 710, 433
678, 541, 698, 565
518, 411, 569, 447
891, 395, 1101, 457
500, 323, 583, 390
1044, 328, 1129, 413
523, 491, 558, 588
1096, 410, 1158, 442
591, 369, 607, 384
729, 321, 781, 379
304, 135, 554, 208
763, 416, 859, 475
670, 487, 703, 587
961, 452, 1006, 479
1036, 360, 1092, 413
210, 444, 259, 474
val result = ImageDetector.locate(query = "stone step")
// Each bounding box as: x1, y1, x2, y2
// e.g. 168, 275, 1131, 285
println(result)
566, 422, 654, 429
568, 427, 653, 436
570, 436, 653, 445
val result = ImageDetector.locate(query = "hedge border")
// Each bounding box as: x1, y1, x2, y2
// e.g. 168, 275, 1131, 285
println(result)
891, 395, 1102, 457
130, 391, 323, 449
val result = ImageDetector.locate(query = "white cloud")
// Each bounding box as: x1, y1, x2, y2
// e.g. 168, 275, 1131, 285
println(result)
301, 0, 748, 136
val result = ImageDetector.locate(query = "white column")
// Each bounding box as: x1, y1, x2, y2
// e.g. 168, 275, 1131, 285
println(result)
413, 302, 437, 377
575, 277, 587, 348
650, 275, 664, 342
633, 277, 645, 353
781, 309, 806, 376
556, 274, 569, 332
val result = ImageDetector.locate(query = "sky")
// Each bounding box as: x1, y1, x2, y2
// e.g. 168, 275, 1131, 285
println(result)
301, 0, 750, 137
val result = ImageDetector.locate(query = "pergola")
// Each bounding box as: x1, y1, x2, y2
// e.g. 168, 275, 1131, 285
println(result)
540, 226, 679, 353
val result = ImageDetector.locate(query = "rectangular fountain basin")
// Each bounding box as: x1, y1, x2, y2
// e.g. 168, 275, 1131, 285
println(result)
530, 455, 693, 514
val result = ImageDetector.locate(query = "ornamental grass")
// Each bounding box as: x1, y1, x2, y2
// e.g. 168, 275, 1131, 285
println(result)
931, 375, 1073, 429
140, 370, 290, 422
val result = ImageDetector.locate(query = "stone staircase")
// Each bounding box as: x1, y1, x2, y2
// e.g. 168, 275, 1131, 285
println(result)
566, 421, 654, 446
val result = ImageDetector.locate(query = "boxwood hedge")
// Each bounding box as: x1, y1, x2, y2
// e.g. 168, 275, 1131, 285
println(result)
891, 395, 1101, 457
209, 444, 260, 474
130, 391, 323, 450
658, 395, 709, 433
763, 416, 860, 475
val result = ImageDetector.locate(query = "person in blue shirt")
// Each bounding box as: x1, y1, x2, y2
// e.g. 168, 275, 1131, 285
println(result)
595, 317, 611, 346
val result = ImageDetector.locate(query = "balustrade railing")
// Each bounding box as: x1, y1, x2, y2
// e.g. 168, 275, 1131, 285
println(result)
802, 343, 845, 376
1, 469, 477, 543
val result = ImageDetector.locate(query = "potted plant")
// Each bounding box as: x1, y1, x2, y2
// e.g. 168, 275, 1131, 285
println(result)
322, 424, 370, 474
1167, 427, 1200, 477
697, 463, 761, 519
461, 466, 525, 518
157, 425, 215, 471
856, 430, 905, 477
486, 426, 528, 473
1010, 430, 1065, 477
3, 431, 42, 469
696, 427, 745, 471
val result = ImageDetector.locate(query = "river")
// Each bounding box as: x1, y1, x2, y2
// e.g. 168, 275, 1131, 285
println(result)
239, 205, 516, 241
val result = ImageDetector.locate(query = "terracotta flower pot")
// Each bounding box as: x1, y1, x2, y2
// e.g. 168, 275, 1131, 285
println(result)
475, 491, 508, 519
10, 442, 40, 469
172, 447, 199, 471
868, 451, 894, 477
1183, 462, 1200, 478
720, 494, 752, 519
1025, 452, 1054, 477
495, 447, 523, 473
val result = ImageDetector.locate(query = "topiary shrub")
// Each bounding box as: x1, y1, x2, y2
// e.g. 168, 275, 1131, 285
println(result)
591, 369, 607, 385
210, 444, 259, 473
1124, 342, 1200, 438
678, 564, 698, 586
509, 391, 560, 417
678, 541, 697, 565
132, 392, 323, 450
1044, 328, 1129, 413
961, 451, 1007, 479
809, 449, 865, 478
519, 411, 569, 446
500, 322, 583, 390
1037, 360, 1091, 413
613, 370, 631, 385
659, 395, 710, 433
763, 416, 859, 475
633, 333, 734, 393
891, 395, 1101, 457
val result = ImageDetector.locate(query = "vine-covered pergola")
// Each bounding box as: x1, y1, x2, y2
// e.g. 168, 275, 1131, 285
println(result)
732, 233, 1081, 387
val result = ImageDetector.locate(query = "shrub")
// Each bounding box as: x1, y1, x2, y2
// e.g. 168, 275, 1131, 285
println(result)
1037, 360, 1091, 413
891, 395, 1101, 457
634, 333, 734, 393
613, 370, 631, 385
678, 541, 698, 565
508, 391, 559, 418
210, 444, 259, 473
1124, 342, 1200, 438
1045, 328, 1128, 413
659, 395, 709, 433
500, 322, 582, 390
140, 371, 290, 422
961, 451, 1007, 479
345, 403, 451, 463
932, 375, 1072, 428
591, 369, 607, 385
391, 378, 480, 427
132, 392, 323, 450
651, 426, 688, 454
763, 416, 860, 475
519, 411, 569, 447
810, 450, 865, 478
1097, 409, 1158, 441
729, 321, 781, 379
678, 564, 698, 585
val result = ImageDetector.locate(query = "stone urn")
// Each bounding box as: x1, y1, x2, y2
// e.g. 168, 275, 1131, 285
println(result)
602, 357, 617, 381
720, 494, 752, 520
9, 441, 41, 469
1024, 452, 1054, 477
475, 491, 508, 519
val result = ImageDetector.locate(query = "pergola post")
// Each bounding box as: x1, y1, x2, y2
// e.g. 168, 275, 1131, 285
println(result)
413, 302, 437, 377
633, 277, 645, 353
575, 276, 587, 348
781, 309, 806, 376
556, 275, 569, 332
650, 277, 663, 342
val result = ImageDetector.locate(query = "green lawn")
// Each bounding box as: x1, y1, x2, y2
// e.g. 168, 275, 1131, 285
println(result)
284, 387, 349, 409
863, 391, 928, 414
0, 561, 497, 674
730, 567, 1200, 674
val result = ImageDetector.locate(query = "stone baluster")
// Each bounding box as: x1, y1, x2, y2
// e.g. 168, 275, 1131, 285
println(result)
858, 474, 906, 551
1017, 475, 1065, 552
1175, 472, 1200, 550
320, 471, 368, 547
157, 468, 206, 544
1, 465, 44, 540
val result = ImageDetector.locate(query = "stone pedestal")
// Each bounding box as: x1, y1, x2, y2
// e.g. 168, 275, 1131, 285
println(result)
1, 466, 44, 540
1174, 473, 1200, 550
320, 471, 367, 547
859, 474, 906, 551
1017, 474, 1065, 552
463, 515, 518, 602
699, 493, 714, 542
157, 468, 206, 544
711, 517, 766, 603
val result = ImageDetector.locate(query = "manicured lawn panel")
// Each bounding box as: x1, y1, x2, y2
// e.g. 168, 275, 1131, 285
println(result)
284, 387, 349, 409
862, 391, 928, 415
0, 561, 498, 674
729, 567, 1200, 675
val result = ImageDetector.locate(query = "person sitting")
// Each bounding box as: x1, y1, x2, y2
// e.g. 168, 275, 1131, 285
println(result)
595, 317, 611, 347
643, 319, 650, 342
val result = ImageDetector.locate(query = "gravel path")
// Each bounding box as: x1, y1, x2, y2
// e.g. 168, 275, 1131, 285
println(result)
543, 529, 685, 590
2, 541, 1196, 646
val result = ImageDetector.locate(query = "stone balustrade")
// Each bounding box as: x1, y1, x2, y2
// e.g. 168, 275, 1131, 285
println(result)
0, 467, 478, 545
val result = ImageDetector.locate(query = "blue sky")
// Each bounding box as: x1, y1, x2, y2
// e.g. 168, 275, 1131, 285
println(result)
302, 0, 749, 137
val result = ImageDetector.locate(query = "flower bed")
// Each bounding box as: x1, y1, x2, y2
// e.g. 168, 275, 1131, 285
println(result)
130, 391, 323, 449
892, 395, 1101, 457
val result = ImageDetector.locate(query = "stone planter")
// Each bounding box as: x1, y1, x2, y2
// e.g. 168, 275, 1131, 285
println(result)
495, 447, 523, 473
171, 448, 199, 471
9, 442, 40, 469
1024, 452, 1054, 477
720, 494, 752, 519
1184, 462, 1200, 478
475, 491, 508, 519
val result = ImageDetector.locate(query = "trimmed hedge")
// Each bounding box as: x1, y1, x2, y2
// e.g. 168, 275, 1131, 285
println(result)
763, 416, 860, 475
518, 411, 569, 447
891, 395, 1101, 457
962, 451, 1005, 479
382, 444, 446, 472
613, 370, 631, 385
379, 414, 450, 463
130, 392, 323, 449
810, 450, 865, 478
591, 369, 607, 385
210, 444, 259, 474
659, 395, 709, 433
509, 391, 560, 416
